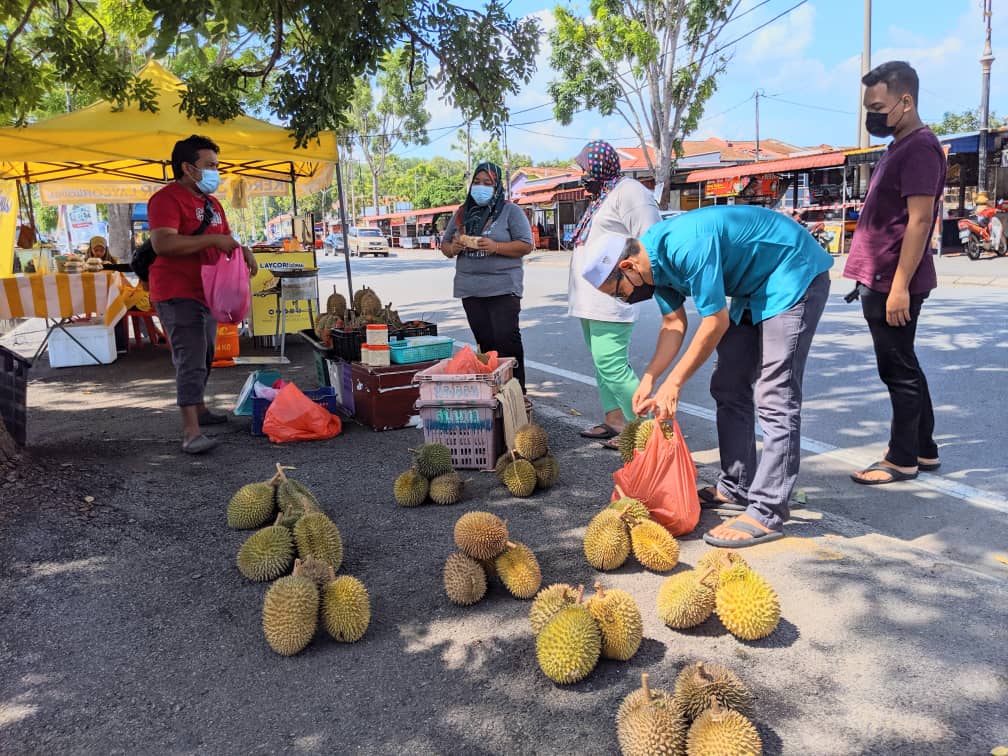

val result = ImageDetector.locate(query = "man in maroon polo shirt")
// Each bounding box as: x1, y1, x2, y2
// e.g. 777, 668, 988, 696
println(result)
844, 61, 945, 484
149, 135, 257, 454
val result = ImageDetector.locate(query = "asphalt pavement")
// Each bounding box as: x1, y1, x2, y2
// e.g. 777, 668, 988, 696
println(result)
0, 248, 1006, 755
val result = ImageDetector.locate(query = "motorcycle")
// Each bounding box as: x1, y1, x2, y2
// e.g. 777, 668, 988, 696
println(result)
958, 200, 1008, 260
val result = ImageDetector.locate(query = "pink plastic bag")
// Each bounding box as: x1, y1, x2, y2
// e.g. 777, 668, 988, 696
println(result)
262, 384, 342, 443
611, 419, 700, 536
202, 251, 251, 324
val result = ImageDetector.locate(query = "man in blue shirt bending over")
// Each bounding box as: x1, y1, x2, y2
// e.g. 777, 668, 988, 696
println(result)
582, 205, 833, 548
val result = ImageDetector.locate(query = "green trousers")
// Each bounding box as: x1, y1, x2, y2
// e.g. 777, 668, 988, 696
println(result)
580, 318, 638, 422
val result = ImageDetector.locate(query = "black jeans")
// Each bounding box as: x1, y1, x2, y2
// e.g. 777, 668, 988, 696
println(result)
461, 294, 526, 391
858, 284, 938, 467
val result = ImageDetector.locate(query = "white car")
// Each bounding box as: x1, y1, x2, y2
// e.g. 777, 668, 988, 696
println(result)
348, 227, 390, 257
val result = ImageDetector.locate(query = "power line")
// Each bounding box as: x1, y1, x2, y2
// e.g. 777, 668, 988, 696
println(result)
763, 95, 856, 116
710, 0, 809, 57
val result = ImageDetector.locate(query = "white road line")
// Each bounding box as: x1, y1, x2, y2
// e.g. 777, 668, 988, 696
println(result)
522, 354, 1008, 515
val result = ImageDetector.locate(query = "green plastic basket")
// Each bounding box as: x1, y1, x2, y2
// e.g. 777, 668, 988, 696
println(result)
389, 337, 454, 364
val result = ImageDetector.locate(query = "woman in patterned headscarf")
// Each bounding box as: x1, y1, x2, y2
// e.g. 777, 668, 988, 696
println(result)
568, 140, 661, 448
440, 162, 535, 391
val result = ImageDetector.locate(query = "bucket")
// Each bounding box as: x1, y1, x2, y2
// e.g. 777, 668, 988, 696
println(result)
212, 323, 240, 367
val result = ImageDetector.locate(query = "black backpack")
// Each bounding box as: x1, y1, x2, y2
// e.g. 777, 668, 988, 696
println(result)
132, 197, 216, 282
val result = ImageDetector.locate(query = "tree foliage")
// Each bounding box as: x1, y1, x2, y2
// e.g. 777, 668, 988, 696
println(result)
928, 108, 1006, 136
549, 0, 739, 207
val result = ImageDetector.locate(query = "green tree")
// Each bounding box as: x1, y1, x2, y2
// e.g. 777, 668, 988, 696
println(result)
347, 48, 431, 213
549, 0, 740, 207
928, 108, 1006, 136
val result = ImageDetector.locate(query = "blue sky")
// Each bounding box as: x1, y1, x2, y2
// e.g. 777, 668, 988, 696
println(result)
404, 0, 1007, 161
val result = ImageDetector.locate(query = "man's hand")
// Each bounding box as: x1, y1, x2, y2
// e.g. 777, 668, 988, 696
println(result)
886, 285, 911, 326
213, 234, 242, 252
632, 375, 654, 416
643, 377, 681, 421
242, 246, 258, 276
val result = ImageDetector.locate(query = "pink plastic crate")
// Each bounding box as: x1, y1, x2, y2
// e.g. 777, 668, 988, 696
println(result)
416, 399, 502, 470
414, 357, 516, 403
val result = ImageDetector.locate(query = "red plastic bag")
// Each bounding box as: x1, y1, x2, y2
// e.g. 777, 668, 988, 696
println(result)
444, 345, 499, 374
611, 419, 699, 536
261, 384, 342, 443
201, 251, 251, 324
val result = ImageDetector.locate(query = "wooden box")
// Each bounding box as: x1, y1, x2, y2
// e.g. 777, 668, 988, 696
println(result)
350, 360, 439, 431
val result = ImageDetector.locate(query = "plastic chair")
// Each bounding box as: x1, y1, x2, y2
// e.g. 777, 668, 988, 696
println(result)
126, 310, 168, 349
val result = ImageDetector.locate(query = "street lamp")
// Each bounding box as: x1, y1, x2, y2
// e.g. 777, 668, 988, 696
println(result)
979, 0, 995, 193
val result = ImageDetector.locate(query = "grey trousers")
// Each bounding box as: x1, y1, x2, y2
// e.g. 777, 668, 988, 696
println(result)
709, 271, 830, 530
154, 298, 217, 407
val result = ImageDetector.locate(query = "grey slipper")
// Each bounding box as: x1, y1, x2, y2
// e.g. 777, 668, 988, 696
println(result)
181, 434, 218, 454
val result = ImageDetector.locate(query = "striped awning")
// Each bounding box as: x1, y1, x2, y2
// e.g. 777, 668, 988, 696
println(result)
0, 271, 134, 325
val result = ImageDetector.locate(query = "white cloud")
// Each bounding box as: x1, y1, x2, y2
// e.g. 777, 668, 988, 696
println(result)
743, 3, 816, 63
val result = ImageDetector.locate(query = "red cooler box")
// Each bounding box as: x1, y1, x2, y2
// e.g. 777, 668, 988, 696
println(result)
351, 360, 439, 431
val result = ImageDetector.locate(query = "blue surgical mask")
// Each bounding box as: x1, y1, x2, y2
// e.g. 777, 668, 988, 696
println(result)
470, 185, 494, 206
196, 168, 220, 195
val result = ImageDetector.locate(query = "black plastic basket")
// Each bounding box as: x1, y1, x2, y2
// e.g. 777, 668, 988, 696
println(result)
0, 346, 30, 447
391, 322, 438, 340
331, 328, 366, 362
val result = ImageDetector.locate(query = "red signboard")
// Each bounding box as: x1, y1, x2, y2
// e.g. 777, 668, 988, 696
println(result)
705, 175, 779, 199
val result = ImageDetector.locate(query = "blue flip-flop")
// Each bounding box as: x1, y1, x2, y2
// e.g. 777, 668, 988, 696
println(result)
850, 462, 918, 486
703, 518, 784, 549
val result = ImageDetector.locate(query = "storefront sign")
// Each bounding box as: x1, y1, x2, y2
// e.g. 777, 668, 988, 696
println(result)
706, 174, 780, 199
249, 251, 317, 337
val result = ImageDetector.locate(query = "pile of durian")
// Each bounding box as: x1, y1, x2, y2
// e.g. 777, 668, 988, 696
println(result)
493, 423, 559, 498
615, 418, 676, 464
530, 580, 643, 684
616, 663, 762, 755
657, 549, 781, 641
443, 511, 543, 604
227, 464, 371, 656
583, 488, 680, 573
393, 443, 466, 507
314, 285, 411, 346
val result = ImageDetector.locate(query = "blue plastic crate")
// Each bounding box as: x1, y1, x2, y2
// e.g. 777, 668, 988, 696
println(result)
389, 337, 454, 364
250, 386, 340, 436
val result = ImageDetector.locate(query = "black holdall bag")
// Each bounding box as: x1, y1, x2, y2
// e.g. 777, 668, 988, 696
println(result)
132, 197, 216, 282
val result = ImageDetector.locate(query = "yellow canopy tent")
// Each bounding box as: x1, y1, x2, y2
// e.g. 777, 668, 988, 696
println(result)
0, 61, 340, 274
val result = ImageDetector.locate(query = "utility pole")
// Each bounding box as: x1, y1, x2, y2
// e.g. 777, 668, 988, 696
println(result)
503, 122, 512, 199
754, 89, 763, 162
979, 0, 995, 193
858, 0, 872, 150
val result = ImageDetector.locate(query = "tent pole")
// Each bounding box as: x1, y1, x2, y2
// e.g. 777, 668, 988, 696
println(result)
290, 162, 298, 238
335, 160, 354, 301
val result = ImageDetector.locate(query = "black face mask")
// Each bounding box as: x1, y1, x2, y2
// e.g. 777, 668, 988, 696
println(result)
865, 99, 907, 138
581, 175, 603, 196
614, 267, 655, 304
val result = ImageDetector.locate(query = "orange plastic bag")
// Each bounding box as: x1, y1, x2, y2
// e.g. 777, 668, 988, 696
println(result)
611, 419, 699, 536
443, 345, 499, 374
261, 384, 342, 443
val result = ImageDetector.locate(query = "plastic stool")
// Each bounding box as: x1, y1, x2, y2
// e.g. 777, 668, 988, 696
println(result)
127, 310, 168, 349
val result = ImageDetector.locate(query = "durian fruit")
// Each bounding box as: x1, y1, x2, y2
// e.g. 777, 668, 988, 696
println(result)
656, 571, 716, 629
236, 524, 295, 581
477, 557, 498, 581
314, 311, 336, 341
273, 465, 321, 513
294, 512, 344, 572
429, 471, 465, 506
714, 569, 780, 641
326, 287, 347, 316
394, 469, 429, 507
227, 473, 280, 529
353, 286, 382, 316
494, 541, 542, 599
617, 673, 689, 756
529, 583, 580, 635
513, 423, 549, 461
453, 511, 509, 560
321, 571, 371, 643
587, 582, 642, 661
583, 508, 632, 571
609, 495, 651, 525
297, 555, 336, 587
535, 589, 601, 684
261, 562, 320, 656
631, 519, 680, 572
412, 443, 454, 479
502, 457, 537, 498
494, 451, 521, 481
635, 419, 676, 451
685, 701, 762, 756
532, 455, 560, 490
617, 419, 643, 464
673, 662, 755, 722
696, 550, 750, 588
443, 552, 487, 606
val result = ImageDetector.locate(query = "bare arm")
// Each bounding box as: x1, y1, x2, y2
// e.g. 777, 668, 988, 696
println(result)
632, 307, 687, 415
886, 194, 935, 326
150, 227, 239, 258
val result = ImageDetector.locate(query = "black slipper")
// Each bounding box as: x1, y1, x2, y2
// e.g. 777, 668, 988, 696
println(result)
918, 459, 941, 472
697, 486, 746, 512
702, 518, 784, 548
580, 423, 618, 440
850, 462, 918, 486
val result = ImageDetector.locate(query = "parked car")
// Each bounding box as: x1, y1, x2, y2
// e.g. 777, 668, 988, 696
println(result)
348, 227, 390, 257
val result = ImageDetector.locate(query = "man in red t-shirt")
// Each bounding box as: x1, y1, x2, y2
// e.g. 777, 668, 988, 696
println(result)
843, 62, 945, 484
149, 135, 257, 454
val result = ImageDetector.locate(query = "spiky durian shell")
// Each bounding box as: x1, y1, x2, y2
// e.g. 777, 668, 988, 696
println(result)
631, 520, 680, 572
413, 443, 454, 479
635, 419, 675, 451
583, 509, 631, 570
443, 552, 487, 606
296, 555, 334, 587
529, 583, 579, 635
696, 550, 750, 588
237, 525, 295, 581
453, 511, 509, 561
673, 662, 755, 722
617, 689, 688, 756
587, 587, 642, 661
502, 459, 537, 498
610, 496, 651, 526
656, 571, 715, 629
326, 290, 347, 316
532, 454, 560, 490
293, 512, 343, 572
714, 570, 780, 641
394, 469, 429, 507
494, 452, 521, 481
494, 542, 542, 599
276, 478, 320, 515
321, 575, 370, 642
685, 705, 762, 755
261, 575, 319, 656
618, 420, 643, 464
429, 471, 465, 505
227, 482, 276, 529
535, 605, 601, 684
513, 423, 549, 461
